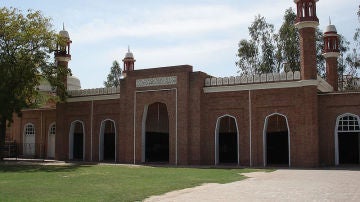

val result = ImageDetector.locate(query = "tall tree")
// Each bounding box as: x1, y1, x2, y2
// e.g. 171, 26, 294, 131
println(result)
0, 7, 66, 160
236, 15, 276, 75
277, 8, 300, 72
104, 60, 122, 87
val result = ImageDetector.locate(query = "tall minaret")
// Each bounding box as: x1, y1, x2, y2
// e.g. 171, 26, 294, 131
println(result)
122, 47, 136, 77
55, 24, 72, 91
323, 21, 340, 91
294, 0, 319, 80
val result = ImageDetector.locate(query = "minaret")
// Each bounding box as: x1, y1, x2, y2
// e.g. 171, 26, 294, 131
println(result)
122, 46, 136, 77
294, 0, 319, 80
55, 24, 72, 91
323, 20, 340, 91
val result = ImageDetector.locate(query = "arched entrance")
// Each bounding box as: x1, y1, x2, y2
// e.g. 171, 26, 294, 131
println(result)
264, 113, 290, 167
215, 115, 239, 165
142, 102, 169, 163
23, 123, 36, 157
69, 121, 85, 161
99, 120, 116, 162
335, 114, 360, 165
47, 123, 56, 158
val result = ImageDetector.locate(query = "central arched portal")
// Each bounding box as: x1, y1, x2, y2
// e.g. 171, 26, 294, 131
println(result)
143, 102, 169, 163
264, 114, 290, 167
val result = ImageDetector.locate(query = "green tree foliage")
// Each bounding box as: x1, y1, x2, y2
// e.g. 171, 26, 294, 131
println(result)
277, 8, 300, 72
341, 4, 360, 90
236, 15, 276, 75
236, 8, 352, 80
0, 7, 66, 159
104, 60, 122, 87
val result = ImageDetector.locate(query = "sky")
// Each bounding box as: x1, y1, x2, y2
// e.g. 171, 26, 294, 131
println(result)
1, 0, 358, 89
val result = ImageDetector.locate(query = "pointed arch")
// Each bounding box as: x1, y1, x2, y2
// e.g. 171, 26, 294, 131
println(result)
263, 113, 291, 167
142, 102, 169, 163
23, 123, 36, 156
214, 114, 240, 165
99, 119, 117, 162
335, 113, 360, 165
69, 120, 85, 161
47, 122, 56, 158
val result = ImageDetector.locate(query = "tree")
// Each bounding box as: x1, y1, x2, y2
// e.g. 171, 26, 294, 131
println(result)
104, 60, 122, 87
236, 15, 276, 75
277, 8, 300, 72
0, 7, 66, 160
236, 40, 258, 75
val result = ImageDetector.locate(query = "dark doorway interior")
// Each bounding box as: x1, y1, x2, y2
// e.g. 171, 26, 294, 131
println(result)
339, 132, 359, 164
145, 132, 169, 162
145, 102, 169, 163
267, 132, 289, 165
73, 133, 83, 160
219, 132, 237, 163
218, 116, 238, 164
104, 133, 115, 161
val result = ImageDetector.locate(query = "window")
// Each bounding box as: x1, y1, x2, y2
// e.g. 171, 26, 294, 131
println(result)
337, 115, 360, 132
25, 124, 35, 136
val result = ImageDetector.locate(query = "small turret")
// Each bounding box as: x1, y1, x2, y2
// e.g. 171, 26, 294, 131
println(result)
55, 23, 72, 59
323, 20, 340, 91
55, 24, 72, 91
122, 47, 136, 77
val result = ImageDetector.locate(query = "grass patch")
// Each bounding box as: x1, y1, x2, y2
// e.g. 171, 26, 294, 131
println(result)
0, 163, 264, 201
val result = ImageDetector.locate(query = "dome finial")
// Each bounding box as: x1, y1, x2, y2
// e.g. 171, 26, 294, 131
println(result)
63, 22, 65, 30
128, 45, 130, 53
329, 16, 331, 25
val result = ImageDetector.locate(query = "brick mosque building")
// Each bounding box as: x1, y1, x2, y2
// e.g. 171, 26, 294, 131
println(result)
5, 0, 360, 167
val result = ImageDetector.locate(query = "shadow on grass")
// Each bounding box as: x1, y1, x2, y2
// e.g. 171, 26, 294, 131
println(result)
0, 163, 89, 173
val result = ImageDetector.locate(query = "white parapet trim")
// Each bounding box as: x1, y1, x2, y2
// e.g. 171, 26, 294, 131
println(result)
204, 80, 319, 93
204, 75, 333, 93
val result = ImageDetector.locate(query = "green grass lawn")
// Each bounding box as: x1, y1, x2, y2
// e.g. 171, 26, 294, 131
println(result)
0, 163, 264, 202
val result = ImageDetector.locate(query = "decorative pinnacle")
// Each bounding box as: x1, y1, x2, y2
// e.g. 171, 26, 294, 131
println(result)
128, 45, 130, 53
329, 16, 331, 25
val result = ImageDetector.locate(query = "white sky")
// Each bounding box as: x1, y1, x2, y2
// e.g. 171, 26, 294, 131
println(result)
1, 0, 358, 89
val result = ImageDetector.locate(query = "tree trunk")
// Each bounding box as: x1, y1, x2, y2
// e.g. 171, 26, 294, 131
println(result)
0, 119, 6, 161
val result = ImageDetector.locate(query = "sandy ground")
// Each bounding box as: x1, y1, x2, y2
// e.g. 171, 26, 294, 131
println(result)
145, 169, 360, 202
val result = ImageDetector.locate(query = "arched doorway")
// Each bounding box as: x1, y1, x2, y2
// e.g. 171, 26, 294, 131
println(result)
47, 123, 56, 158
99, 120, 116, 162
69, 121, 85, 161
215, 115, 239, 165
264, 114, 290, 166
335, 114, 360, 165
142, 102, 169, 163
23, 123, 36, 157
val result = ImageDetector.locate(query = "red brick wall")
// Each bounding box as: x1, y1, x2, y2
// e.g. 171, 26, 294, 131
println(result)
318, 92, 360, 166
202, 85, 319, 167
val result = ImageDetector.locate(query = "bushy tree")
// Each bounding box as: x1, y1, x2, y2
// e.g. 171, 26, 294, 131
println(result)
236, 15, 276, 75
104, 60, 122, 87
0, 7, 66, 160
277, 8, 300, 72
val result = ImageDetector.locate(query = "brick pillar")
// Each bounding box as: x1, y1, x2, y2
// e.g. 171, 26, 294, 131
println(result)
299, 27, 318, 80
294, 0, 319, 80
325, 57, 338, 91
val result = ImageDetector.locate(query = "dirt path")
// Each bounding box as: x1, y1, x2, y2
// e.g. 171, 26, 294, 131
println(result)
145, 169, 360, 201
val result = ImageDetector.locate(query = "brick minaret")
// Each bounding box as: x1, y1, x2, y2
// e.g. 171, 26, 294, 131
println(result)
55, 24, 72, 91
323, 22, 340, 91
294, 0, 319, 80
122, 47, 136, 77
